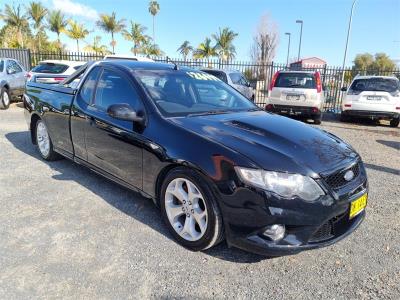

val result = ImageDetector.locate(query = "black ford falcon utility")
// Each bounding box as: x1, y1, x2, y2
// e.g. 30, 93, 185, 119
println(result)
24, 60, 368, 256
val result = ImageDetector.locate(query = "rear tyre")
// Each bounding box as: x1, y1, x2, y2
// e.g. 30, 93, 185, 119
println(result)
160, 167, 224, 251
0, 87, 11, 110
314, 114, 322, 125
35, 119, 62, 161
390, 118, 399, 128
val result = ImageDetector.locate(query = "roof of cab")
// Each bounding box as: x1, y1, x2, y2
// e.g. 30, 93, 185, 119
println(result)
99, 59, 193, 71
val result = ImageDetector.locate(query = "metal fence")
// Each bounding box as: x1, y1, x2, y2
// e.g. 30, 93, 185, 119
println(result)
2, 48, 400, 113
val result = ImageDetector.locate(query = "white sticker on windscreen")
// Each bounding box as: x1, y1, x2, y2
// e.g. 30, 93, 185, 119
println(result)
186, 72, 220, 81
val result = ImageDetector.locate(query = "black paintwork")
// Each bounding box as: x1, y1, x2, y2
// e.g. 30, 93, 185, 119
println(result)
23, 60, 368, 256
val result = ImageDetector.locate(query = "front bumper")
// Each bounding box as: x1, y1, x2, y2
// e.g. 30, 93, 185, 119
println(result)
266, 104, 321, 118
342, 109, 399, 120
218, 162, 368, 256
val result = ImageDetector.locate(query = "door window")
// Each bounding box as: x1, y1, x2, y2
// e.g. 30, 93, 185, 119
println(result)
78, 67, 101, 104
6, 60, 23, 74
93, 69, 142, 111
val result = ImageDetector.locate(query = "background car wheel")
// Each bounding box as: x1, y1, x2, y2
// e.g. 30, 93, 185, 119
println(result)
390, 118, 399, 128
35, 119, 62, 161
160, 167, 224, 251
314, 114, 322, 125
0, 87, 11, 110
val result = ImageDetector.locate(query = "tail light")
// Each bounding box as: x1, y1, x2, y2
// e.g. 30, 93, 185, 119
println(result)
311, 107, 319, 113
344, 104, 352, 107
269, 71, 280, 91
54, 77, 64, 81
265, 104, 273, 111
25, 72, 32, 79
396, 106, 400, 110
314, 72, 322, 93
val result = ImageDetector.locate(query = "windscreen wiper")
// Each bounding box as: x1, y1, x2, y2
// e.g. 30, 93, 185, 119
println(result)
187, 110, 232, 117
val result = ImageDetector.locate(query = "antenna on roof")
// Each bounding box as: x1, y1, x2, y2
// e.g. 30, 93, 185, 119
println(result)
166, 56, 179, 70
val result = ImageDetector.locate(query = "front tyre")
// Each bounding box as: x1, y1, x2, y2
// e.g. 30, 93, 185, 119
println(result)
35, 119, 62, 161
160, 167, 224, 251
0, 87, 11, 110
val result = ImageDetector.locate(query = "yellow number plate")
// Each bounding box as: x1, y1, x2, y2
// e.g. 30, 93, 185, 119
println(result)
349, 194, 368, 219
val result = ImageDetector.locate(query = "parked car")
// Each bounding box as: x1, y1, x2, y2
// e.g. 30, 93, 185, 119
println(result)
28, 60, 85, 84
0, 58, 27, 110
24, 60, 368, 256
341, 75, 400, 127
201, 68, 255, 101
103, 54, 154, 62
266, 71, 325, 124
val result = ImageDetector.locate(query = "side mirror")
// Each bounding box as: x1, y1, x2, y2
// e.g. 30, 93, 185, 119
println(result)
341, 87, 347, 92
107, 103, 144, 124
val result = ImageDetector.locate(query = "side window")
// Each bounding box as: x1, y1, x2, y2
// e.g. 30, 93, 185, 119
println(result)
79, 67, 101, 104
94, 69, 141, 111
6, 60, 23, 73
229, 73, 242, 85
0, 60, 4, 72
14, 61, 23, 73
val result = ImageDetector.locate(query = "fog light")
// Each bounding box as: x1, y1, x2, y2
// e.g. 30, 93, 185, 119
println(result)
263, 224, 285, 241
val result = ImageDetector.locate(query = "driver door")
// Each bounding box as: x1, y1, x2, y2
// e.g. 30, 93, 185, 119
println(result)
84, 67, 145, 188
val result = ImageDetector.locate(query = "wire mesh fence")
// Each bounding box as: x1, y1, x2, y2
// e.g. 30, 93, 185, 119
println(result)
2, 48, 399, 113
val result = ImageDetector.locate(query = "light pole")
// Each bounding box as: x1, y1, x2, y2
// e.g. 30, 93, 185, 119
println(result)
285, 33, 291, 67
340, 0, 358, 88
296, 20, 303, 60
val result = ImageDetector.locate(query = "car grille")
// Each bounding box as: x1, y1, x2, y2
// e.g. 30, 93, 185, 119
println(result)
324, 163, 360, 189
309, 211, 348, 243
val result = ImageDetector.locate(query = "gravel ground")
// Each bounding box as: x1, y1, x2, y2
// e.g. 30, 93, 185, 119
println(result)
1, 104, 399, 299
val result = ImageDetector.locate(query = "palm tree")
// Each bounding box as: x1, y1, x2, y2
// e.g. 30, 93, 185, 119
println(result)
47, 10, 68, 50
141, 37, 163, 56
177, 41, 193, 61
193, 38, 216, 60
123, 21, 147, 55
83, 36, 111, 54
26, 2, 47, 51
148, 1, 160, 45
212, 27, 238, 61
0, 4, 29, 48
96, 12, 125, 54
66, 20, 89, 52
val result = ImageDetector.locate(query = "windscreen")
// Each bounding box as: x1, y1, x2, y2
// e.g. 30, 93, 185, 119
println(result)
32, 63, 69, 74
135, 70, 257, 117
275, 72, 316, 89
349, 78, 399, 93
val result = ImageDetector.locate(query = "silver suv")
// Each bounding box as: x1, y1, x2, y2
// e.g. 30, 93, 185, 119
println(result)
0, 58, 27, 110
201, 69, 255, 101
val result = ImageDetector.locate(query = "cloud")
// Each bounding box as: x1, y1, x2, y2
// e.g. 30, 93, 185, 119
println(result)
52, 0, 99, 20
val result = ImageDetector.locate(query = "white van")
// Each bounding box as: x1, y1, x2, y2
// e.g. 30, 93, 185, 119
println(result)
341, 75, 400, 127
266, 71, 325, 124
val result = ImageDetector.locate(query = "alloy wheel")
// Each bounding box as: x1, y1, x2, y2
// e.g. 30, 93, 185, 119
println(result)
36, 122, 50, 157
164, 178, 208, 241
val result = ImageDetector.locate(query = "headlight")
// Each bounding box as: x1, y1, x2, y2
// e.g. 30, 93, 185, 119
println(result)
235, 167, 324, 202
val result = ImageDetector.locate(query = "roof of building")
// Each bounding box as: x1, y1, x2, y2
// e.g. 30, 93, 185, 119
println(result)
290, 57, 327, 65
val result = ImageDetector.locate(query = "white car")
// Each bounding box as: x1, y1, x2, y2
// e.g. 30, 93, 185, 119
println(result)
266, 71, 325, 124
28, 60, 85, 83
201, 69, 255, 101
103, 54, 154, 62
341, 75, 400, 127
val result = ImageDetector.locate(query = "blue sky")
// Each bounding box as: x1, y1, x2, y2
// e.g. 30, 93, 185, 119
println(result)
3, 0, 400, 66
